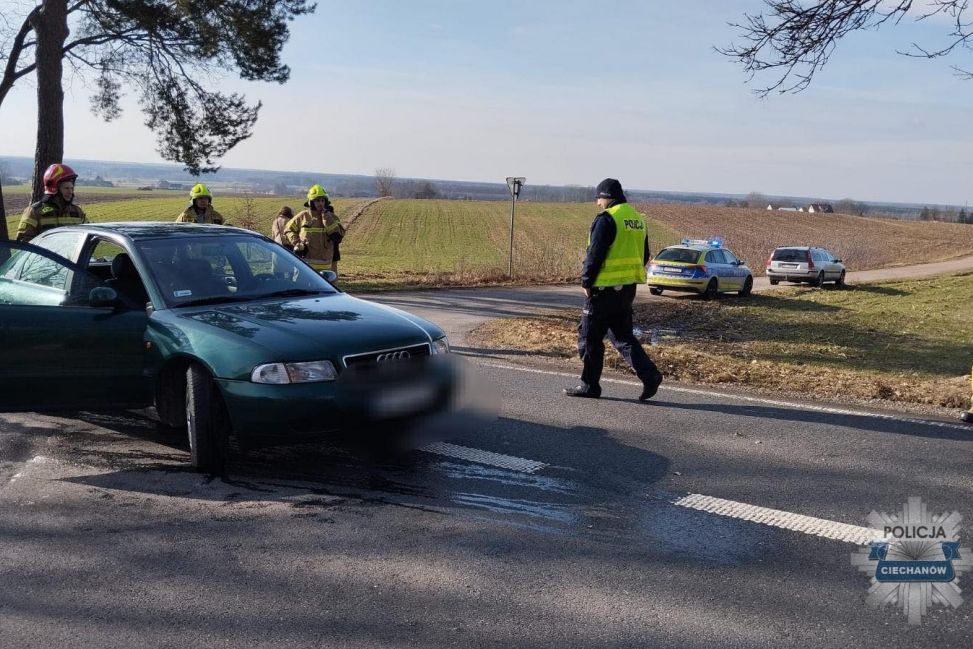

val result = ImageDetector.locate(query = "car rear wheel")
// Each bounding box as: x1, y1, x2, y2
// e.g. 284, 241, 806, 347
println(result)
769, 278, 779, 286
649, 287, 663, 296
186, 363, 229, 475
813, 271, 825, 287
738, 276, 753, 297
702, 279, 718, 299
835, 270, 846, 288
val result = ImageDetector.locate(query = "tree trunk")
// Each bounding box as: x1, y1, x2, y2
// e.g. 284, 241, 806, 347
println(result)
0, 175, 8, 242
30, 0, 68, 203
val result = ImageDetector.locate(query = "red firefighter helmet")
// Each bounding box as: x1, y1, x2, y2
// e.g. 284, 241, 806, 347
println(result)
43, 163, 79, 195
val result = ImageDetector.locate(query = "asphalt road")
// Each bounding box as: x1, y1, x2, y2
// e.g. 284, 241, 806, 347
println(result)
2, 261, 972, 647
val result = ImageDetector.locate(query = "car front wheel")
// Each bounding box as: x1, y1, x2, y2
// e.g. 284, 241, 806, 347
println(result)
835, 270, 846, 288
769, 278, 779, 285
738, 276, 753, 297
186, 363, 229, 475
813, 271, 825, 287
649, 287, 663, 296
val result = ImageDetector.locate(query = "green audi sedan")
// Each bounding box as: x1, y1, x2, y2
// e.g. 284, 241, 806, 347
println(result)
0, 223, 455, 473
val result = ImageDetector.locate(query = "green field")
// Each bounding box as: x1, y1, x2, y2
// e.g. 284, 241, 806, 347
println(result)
5, 196, 683, 288
339, 199, 682, 288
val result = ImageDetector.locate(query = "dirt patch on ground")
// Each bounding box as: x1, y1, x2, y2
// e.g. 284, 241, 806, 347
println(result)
635, 203, 973, 276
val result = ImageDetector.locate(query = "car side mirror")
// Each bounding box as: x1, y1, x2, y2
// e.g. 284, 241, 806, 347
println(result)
88, 286, 119, 308
834, 258, 842, 263
319, 270, 337, 283
734, 260, 744, 266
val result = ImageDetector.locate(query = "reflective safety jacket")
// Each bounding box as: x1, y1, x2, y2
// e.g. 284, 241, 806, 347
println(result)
590, 202, 648, 287
175, 205, 224, 224
285, 208, 345, 268
16, 195, 87, 242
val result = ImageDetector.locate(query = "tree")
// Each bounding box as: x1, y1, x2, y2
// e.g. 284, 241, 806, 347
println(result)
375, 167, 396, 197
0, 0, 315, 240
721, 2, 973, 96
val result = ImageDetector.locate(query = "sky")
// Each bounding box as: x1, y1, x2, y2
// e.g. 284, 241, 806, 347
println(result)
2, 0, 973, 204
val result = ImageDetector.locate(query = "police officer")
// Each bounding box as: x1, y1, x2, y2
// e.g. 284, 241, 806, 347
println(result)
962, 364, 973, 424
16, 163, 87, 242
564, 178, 663, 400
286, 184, 345, 274
176, 183, 224, 224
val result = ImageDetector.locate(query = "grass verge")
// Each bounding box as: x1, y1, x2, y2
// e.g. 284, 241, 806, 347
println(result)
470, 274, 973, 410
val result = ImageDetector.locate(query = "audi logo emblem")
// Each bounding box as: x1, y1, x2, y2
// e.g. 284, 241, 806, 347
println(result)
375, 350, 411, 363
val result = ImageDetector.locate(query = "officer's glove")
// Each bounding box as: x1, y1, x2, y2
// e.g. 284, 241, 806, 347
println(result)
293, 241, 307, 256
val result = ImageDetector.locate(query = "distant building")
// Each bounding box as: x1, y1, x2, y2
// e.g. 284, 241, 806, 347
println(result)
807, 203, 834, 213
768, 205, 802, 212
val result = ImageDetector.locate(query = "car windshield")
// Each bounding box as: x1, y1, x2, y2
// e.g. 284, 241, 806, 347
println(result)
134, 235, 338, 308
655, 248, 701, 263
772, 249, 807, 262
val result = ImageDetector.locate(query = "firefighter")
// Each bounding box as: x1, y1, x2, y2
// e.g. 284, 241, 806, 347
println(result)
176, 183, 224, 224
16, 163, 87, 242
271, 206, 294, 250
285, 184, 345, 274
564, 178, 663, 401
962, 364, 973, 424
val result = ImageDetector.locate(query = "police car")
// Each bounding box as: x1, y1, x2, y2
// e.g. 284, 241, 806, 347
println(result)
647, 238, 753, 298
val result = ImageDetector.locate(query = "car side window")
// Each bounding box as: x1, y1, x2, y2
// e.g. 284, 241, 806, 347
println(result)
706, 250, 727, 264
723, 250, 739, 265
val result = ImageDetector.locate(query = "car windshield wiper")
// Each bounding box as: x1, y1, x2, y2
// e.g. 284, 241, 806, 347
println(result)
178, 295, 252, 308
256, 288, 331, 299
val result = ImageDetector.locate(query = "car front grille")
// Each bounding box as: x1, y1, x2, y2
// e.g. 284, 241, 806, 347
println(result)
342, 343, 431, 369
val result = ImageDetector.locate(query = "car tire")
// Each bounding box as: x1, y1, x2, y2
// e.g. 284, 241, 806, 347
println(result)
769, 278, 779, 286
702, 279, 718, 299
813, 271, 825, 287
835, 270, 846, 288
739, 276, 753, 297
156, 365, 187, 429
186, 363, 229, 475
649, 287, 663, 296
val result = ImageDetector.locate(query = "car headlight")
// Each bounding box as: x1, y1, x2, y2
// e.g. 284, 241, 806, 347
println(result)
251, 360, 337, 384
431, 336, 449, 354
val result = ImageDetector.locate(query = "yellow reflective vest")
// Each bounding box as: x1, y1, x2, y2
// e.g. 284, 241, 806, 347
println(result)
16, 196, 87, 242
590, 203, 647, 287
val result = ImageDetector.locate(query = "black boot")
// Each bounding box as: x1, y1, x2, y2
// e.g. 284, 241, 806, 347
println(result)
564, 384, 601, 398
639, 371, 664, 401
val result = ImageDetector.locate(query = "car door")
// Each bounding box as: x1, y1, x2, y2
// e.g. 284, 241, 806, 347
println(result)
722, 249, 746, 284
0, 240, 153, 412
707, 249, 737, 289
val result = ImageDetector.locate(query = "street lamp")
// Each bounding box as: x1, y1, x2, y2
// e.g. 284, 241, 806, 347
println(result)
505, 176, 525, 277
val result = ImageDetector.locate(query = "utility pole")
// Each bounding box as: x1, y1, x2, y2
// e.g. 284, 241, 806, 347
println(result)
505, 176, 525, 277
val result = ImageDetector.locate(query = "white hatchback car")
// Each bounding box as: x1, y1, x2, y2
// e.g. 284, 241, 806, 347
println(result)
766, 246, 846, 287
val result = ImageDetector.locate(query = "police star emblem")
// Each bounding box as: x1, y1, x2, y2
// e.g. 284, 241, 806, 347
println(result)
851, 497, 971, 625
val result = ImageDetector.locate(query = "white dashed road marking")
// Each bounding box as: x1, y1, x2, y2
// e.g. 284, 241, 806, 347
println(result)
421, 442, 548, 474
475, 360, 971, 432
669, 493, 879, 545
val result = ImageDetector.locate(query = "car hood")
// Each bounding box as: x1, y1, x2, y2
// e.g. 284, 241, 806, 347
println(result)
153, 293, 443, 378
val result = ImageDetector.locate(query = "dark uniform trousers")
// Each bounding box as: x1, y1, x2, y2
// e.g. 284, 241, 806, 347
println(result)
578, 284, 659, 389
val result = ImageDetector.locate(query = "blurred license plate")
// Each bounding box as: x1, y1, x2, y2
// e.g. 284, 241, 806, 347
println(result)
660, 266, 684, 274
372, 383, 437, 416
780, 263, 798, 268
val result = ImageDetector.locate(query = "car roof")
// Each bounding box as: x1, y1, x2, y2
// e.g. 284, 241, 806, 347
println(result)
52, 222, 261, 242
663, 244, 709, 252
774, 246, 830, 251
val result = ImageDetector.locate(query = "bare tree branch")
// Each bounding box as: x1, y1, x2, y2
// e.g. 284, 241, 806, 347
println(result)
721, 1, 973, 95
